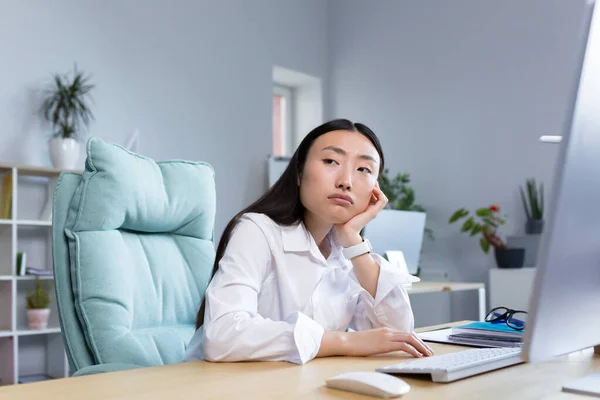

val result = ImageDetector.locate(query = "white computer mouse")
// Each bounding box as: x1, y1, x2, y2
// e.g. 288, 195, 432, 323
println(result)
326, 371, 410, 398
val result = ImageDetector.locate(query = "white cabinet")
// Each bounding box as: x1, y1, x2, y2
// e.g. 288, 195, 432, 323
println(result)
489, 268, 537, 312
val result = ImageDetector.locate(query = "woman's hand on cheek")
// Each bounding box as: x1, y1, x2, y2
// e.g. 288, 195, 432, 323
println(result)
334, 185, 388, 247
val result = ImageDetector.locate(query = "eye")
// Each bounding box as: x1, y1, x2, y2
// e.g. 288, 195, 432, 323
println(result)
323, 158, 338, 165
358, 167, 372, 174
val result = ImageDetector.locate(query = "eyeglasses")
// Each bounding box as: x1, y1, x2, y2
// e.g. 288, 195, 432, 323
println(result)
485, 307, 527, 331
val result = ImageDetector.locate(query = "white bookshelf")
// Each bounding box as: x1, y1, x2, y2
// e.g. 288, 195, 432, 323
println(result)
0, 163, 81, 386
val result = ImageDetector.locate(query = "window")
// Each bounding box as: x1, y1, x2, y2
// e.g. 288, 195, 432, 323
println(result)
272, 65, 323, 159
272, 84, 293, 157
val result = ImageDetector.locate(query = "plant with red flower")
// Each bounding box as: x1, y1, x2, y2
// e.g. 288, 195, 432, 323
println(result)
449, 204, 507, 254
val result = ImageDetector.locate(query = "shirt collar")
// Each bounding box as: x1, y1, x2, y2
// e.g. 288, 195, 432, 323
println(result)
281, 220, 344, 255
281, 221, 312, 252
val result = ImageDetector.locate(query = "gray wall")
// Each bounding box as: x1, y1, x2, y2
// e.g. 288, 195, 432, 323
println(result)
0, 0, 329, 239
328, 0, 591, 324
329, 0, 589, 284
0, 0, 593, 325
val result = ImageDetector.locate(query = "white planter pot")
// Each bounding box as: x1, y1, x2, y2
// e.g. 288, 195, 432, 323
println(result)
50, 137, 80, 170
27, 308, 50, 330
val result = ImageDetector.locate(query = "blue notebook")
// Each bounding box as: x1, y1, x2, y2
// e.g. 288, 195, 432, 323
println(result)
452, 321, 524, 339
456, 321, 524, 333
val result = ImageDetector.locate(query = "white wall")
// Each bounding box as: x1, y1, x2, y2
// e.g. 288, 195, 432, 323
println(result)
0, 0, 329, 239
329, 0, 590, 288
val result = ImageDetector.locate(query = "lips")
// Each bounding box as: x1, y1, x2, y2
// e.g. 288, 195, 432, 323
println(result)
328, 194, 353, 204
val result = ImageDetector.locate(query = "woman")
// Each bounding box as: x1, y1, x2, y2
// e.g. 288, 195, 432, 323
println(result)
184, 119, 434, 364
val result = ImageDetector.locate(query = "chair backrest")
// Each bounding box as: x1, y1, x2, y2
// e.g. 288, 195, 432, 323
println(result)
52, 137, 216, 373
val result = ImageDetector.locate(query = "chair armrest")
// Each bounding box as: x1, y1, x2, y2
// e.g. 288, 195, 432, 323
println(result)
73, 363, 144, 376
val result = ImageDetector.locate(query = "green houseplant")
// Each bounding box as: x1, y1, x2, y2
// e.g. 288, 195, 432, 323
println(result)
26, 278, 51, 330
449, 204, 524, 268
519, 178, 545, 234
40, 64, 95, 170
379, 169, 434, 240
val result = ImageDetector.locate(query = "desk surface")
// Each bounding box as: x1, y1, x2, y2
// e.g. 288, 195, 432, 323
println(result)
1, 321, 597, 400
407, 281, 484, 294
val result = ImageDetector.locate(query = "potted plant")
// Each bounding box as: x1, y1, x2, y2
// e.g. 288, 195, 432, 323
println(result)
379, 169, 434, 240
40, 64, 95, 170
449, 204, 525, 268
519, 178, 544, 234
26, 278, 51, 330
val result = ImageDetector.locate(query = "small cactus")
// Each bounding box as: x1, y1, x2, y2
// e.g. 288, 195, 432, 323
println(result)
26, 279, 50, 309
519, 178, 544, 221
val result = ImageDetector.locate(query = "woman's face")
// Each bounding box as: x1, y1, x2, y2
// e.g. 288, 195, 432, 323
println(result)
299, 130, 381, 224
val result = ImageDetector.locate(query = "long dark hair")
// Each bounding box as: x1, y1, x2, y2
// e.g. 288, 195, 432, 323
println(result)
196, 118, 385, 328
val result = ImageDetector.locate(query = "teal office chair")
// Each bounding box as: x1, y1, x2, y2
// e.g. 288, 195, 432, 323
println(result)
52, 137, 215, 376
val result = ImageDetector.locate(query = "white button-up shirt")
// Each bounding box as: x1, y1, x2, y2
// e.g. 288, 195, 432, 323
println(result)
184, 212, 418, 365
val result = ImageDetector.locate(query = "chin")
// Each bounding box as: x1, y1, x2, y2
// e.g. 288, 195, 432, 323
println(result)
323, 206, 357, 224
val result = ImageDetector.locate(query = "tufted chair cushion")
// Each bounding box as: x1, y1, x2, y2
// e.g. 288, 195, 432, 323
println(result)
56, 137, 215, 370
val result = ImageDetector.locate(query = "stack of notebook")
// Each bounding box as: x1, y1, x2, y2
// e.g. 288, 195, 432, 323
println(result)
447, 321, 523, 348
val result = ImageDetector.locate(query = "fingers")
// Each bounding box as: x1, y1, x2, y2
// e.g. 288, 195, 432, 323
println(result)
393, 332, 434, 357
401, 331, 434, 355
396, 342, 423, 358
413, 335, 435, 356
370, 186, 388, 211
407, 334, 433, 356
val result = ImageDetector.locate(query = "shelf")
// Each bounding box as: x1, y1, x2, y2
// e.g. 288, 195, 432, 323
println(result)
18, 374, 56, 384
0, 328, 62, 336
18, 332, 66, 383
0, 281, 11, 334
0, 336, 15, 385
16, 328, 61, 336
0, 220, 54, 229
15, 276, 54, 281
0, 162, 82, 178
1, 163, 70, 385
0, 276, 54, 281
0, 224, 12, 276
16, 228, 52, 273
15, 220, 51, 227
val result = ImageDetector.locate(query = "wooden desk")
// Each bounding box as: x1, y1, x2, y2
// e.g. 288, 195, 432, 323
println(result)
1, 322, 597, 400
408, 281, 486, 321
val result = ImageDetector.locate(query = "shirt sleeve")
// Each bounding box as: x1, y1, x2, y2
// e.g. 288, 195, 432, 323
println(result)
348, 252, 417, 332
202, 216, 324, 365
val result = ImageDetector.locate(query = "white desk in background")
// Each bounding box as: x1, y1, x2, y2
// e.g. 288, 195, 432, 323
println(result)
407, 281, 486, 321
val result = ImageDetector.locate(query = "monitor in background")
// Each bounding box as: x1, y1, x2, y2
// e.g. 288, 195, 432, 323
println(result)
522, 0, 600, 395
362, 209, 426, 275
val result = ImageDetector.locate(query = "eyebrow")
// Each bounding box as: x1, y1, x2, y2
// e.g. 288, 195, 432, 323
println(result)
322, 145, 378, 163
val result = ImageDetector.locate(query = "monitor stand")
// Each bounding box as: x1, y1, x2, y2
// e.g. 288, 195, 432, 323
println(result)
561, 345, 600, 397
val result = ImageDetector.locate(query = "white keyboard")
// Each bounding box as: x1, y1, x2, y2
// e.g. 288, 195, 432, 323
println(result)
376, 347, 523, 383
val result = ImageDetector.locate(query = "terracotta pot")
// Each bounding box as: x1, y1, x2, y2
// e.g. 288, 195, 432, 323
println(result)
27, 308, 50, 330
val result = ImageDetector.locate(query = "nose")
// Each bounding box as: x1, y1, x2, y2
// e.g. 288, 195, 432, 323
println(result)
336, 166, 352, 191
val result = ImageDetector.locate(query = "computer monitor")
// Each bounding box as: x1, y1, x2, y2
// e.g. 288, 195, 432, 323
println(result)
521, 0, 600, 395
362, 209, 426, 275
